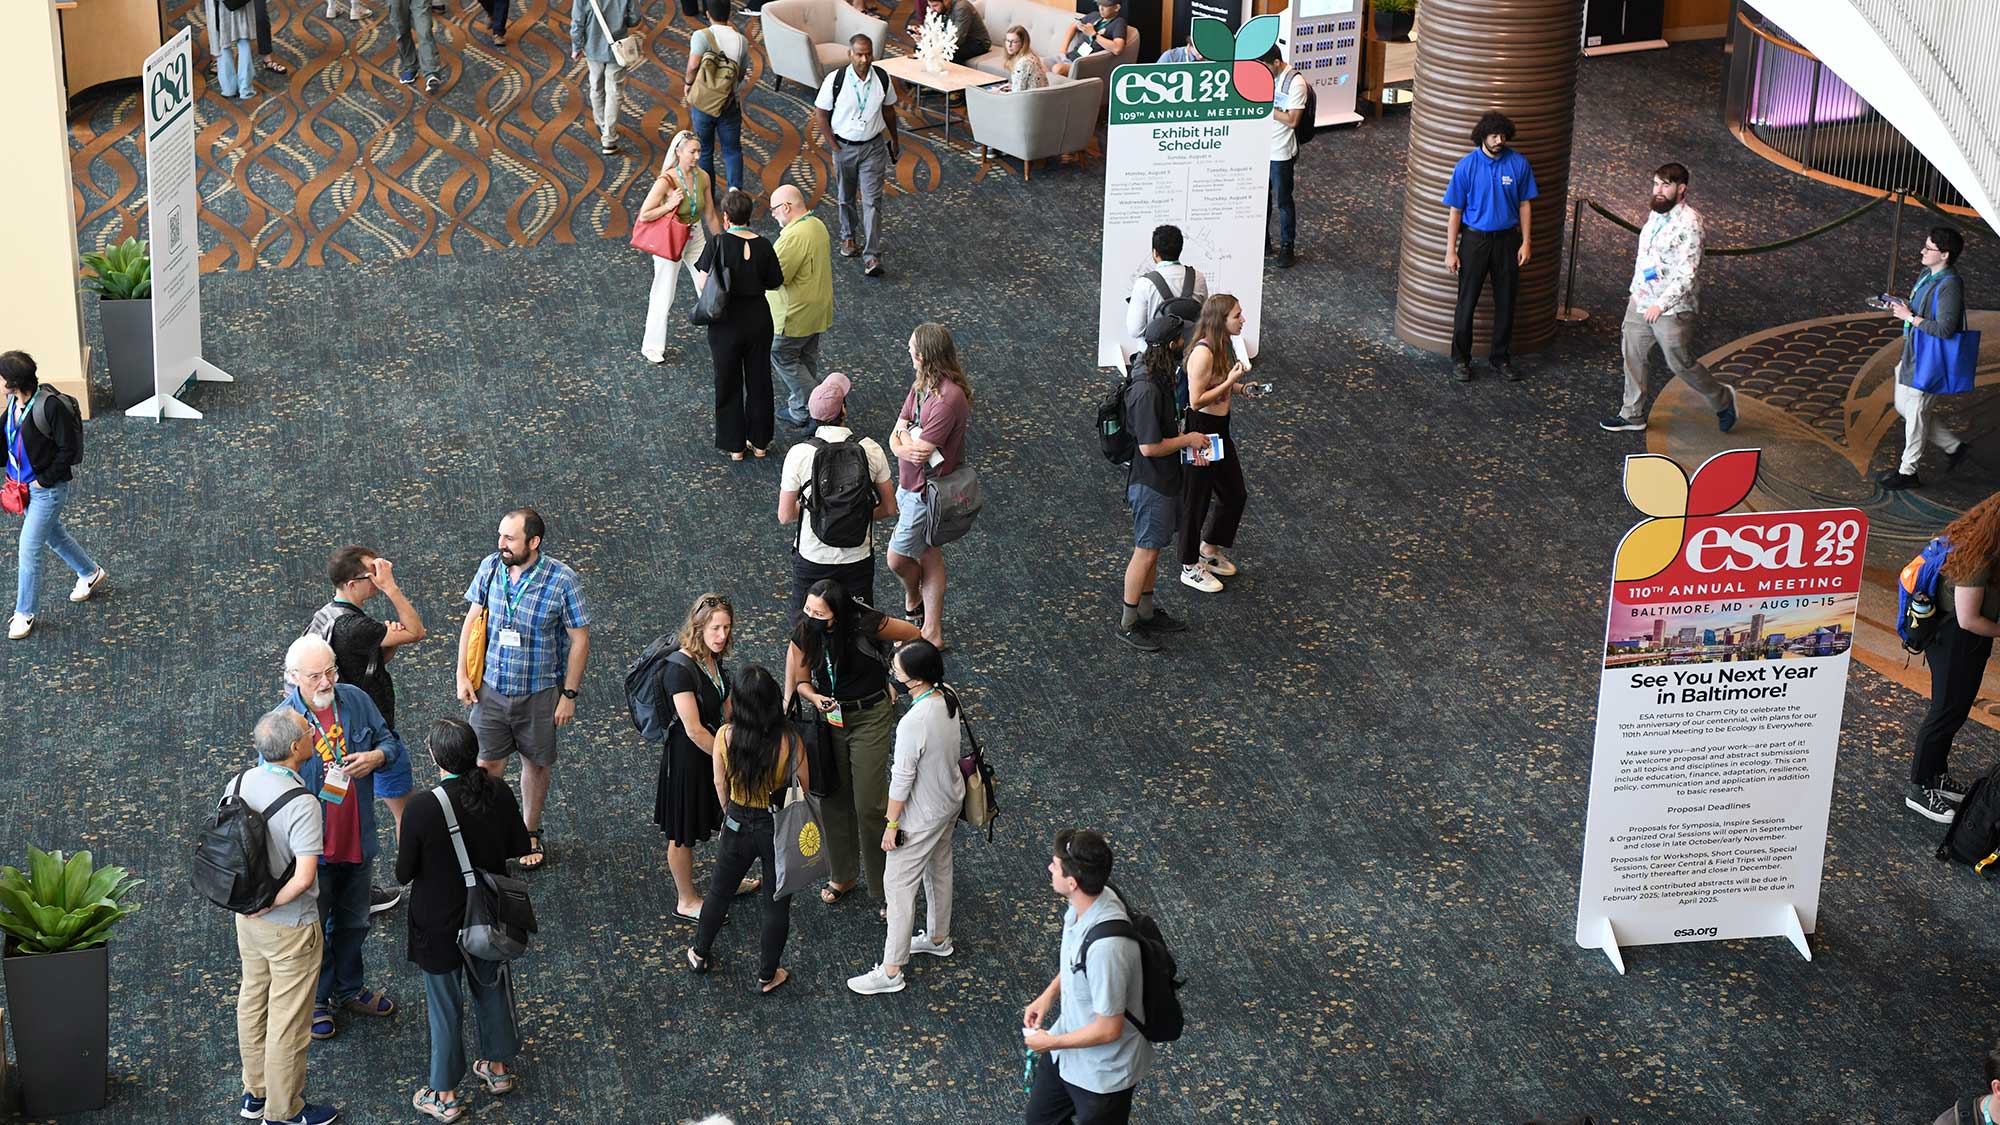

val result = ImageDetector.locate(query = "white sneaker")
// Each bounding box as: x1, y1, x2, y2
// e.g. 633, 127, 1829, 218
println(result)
909, 932, 954, 958
70, 569, 107, 602
1200, 549, 1237, 577
7, 613, 31, 640
1180, 564, 1223, 593
846, 964, 907, 995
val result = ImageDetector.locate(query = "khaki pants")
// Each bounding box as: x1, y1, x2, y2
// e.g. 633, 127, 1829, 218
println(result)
1620, 301, 1729, 421
881, 818, 954, 968
236, 914, 323, 1121
1893, 378, 1964, 475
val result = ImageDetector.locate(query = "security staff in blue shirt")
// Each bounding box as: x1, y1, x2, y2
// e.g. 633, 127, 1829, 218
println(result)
1442, 110, 1538, 382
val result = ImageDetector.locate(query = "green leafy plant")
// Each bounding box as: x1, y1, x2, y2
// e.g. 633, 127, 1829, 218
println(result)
0, 847, 143, 955
80, 237, 153, 302
1376, 0, 1417, 13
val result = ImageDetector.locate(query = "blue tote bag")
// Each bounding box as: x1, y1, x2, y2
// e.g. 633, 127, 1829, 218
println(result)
1910, 281, 1980, 395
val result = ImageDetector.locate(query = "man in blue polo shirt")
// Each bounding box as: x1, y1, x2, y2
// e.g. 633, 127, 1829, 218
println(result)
1442, 110, 1537, 382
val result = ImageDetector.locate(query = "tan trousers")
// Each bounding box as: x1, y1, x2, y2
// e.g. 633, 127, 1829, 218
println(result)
881, 818, 954, 968
236, 914, 323, 1121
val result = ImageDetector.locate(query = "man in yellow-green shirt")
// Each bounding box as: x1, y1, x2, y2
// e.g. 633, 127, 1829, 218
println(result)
769, 184, 835, 429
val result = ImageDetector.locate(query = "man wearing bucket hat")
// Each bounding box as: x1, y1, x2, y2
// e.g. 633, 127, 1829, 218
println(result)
779, 372, 897, 614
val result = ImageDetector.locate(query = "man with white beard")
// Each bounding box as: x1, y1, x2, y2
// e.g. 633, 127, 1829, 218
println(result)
279, 634, 408, 1043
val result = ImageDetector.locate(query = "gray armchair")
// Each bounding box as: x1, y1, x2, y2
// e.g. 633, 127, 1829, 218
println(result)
964, 75, 1103, 180
761, 0, 888, 95
1068, 22, 1137, 85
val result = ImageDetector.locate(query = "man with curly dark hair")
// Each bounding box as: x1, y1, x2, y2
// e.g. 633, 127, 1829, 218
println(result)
1442, 110, 1539, 383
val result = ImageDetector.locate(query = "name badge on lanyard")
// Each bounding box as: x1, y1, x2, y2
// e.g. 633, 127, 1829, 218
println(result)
498, 629, 523, 649
320, 764, 350, 805
306, 709, 350, 804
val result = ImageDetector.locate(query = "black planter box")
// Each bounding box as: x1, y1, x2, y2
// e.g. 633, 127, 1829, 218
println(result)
1374, 10, 1414, 41
98, 298, 155, 411
2, 942, 109, 1116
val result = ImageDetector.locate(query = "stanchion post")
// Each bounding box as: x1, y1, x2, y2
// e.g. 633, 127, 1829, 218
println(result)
1886, 188, 1905, 298
1558, 195, 1589, 324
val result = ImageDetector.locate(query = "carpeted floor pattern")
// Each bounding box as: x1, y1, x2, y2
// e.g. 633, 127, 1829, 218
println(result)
8, 38, 2000, 1123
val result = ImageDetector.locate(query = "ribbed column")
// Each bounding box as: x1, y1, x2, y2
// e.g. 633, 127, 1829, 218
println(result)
1395, 0, 1584, 357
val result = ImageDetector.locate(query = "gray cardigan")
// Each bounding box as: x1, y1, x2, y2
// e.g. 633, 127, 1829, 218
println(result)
1897, 265, 1966, 386
571, 0, 638, 62
889, 692, 966, 834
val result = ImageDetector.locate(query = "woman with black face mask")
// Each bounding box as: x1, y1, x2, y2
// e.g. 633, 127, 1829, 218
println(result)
784, 579, 921, 912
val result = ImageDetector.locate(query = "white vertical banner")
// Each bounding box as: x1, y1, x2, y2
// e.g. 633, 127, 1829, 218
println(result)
1095, 18, 1276, 368
1574, 450, 1867, 973
1278, 0, 1362, 128
132, 26, 232, 421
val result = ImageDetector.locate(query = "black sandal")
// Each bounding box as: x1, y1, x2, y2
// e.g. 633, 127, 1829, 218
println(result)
819, 881, 858, 905
686, 947, 708, 973
517, 830, 546, 870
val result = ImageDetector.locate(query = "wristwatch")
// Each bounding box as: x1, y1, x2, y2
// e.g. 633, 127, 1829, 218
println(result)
560, 688, 579, 700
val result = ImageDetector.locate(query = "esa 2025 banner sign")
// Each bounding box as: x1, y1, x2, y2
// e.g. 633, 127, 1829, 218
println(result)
1095, 17, 1275, 367
1575, 450, 1868, 971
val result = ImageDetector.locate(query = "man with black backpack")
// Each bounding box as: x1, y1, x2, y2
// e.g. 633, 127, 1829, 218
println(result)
225, 707, 342, 1125
1022, 829, 1156, 1125
780, 373, 896, 613
1111, 318, 1211, 653
814, 35, 902, 278
3, 351, 106, 641
1263, 47, 1309, 270
1122, 225, 1207, 361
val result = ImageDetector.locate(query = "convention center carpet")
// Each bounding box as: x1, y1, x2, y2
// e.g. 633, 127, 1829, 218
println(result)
11, 37, 2000, 1123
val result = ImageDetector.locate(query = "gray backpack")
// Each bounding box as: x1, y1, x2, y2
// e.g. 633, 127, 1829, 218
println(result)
434, 786, 537, 962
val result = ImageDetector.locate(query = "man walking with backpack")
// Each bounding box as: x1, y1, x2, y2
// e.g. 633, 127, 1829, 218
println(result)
1022, 829, 1154, 1124
686, 0, 750, 197
1123, 226, 1206, 361
4, 351, 106, 641
815, 35, 902, 278
229, 707, 341, 1125
780, 373, 896, 613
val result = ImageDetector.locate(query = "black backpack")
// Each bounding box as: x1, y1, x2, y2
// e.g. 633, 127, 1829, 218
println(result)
1292, 71, 1318, 147
1938, 760, 2000, 872
830, 63, 890, 110
1144, 270, 1203, 343
1097, 372, 1138, 466
802, 436, 875, 549
1071, 885, 1186, 1043
28, 390, 83, 467
626, 642, 695, 743
191, 770, 311, 914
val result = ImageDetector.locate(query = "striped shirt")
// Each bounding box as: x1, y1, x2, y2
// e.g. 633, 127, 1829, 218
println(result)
464, 553, 590, 697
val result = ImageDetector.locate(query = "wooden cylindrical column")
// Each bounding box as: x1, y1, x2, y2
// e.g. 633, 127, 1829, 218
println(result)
1395, 0, 1584, 358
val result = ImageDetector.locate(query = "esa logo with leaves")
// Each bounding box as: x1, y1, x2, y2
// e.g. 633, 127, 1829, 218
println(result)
1189, 14, 1283, 103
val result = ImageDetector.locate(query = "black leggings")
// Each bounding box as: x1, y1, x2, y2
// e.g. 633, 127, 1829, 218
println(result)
710, 309, 776, 453
1911, 612, 1995, 786
692, 806, 792, 981
1179, 410, 1246, 566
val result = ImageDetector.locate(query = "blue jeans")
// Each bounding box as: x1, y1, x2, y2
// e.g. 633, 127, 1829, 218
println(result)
422, 962, 518, 1092
1268, 158, 1295, 251
15, 481, 98, 617
690, 104, 744, 198
314, 859, 372, 1006
216, 38, 255, 99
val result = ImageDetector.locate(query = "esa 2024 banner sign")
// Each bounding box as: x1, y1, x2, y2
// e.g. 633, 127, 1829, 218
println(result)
1574, 450, 1867, 970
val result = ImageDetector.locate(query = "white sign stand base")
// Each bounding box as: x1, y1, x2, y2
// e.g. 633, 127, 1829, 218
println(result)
1778, 904, 1813, 961
125, 357, 233, 420
1589, 917, 1626, 976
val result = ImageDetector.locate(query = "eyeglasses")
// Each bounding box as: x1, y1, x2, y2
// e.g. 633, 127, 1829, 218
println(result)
293, 667, 338, 684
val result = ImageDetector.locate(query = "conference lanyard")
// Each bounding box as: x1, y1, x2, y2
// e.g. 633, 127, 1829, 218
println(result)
4, 389, 38, 479
909, 687, 936, 707
259, 761, 305, 785
676, 167, 700, 222
500, 560, 541, 627
302, 704, 347, 765
699, 657, 729, 703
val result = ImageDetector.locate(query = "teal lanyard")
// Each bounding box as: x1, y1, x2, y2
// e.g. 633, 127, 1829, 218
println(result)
823, 649, 839, 699
501, 560, 540, 626
909, 687, 936, 706
439, 771, 460, 780
259, 762, 304, 785
5, 389, 38, 473
702, 658, 729, 703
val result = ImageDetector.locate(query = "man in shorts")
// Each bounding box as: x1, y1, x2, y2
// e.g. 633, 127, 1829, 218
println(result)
1117, 315, 1212, 652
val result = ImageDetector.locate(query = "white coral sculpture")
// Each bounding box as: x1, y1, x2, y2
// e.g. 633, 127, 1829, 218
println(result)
916, 12, 959, 73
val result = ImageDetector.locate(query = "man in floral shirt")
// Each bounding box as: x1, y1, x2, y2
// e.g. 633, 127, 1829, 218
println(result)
1599, 163, 1738, 435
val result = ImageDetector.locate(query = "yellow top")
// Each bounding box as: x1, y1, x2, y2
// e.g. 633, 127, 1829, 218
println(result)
714, 725, 793, 808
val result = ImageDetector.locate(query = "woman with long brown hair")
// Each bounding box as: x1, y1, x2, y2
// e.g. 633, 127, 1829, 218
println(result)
652, 594, 760, 918
1178, 293, 1250, 595
1906, 493, 2000, 822
888, 323, 973, 648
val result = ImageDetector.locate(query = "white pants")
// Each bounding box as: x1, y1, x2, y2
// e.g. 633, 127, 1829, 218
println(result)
642, 252, 707, 361
880, 819, 954, 969
1893, 379, 1963, 475
585, 58, 626, 146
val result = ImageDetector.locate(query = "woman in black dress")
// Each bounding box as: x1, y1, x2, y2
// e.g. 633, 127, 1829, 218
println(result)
652, 593, 758, 919
696, 188, 785, 460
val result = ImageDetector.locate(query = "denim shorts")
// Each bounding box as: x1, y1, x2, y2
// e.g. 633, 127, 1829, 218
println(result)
373, 749, 414, 799
1127, 483, 1180, 550
889, 487, 930, 558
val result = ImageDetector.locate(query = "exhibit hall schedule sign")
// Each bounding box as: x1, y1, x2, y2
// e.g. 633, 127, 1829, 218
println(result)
1095, 17, 1276, 367
133, 26, 232, 420
1574, 450, 1868, 972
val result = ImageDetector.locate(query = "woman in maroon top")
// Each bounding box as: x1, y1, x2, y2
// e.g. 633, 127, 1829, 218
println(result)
399, 720, 530, 1122
887, 323, 972, 649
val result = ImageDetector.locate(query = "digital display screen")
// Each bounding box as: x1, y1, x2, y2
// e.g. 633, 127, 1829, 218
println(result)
1295, 0, 1354, 17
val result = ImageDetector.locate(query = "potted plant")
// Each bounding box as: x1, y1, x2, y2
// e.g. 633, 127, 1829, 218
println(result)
0, 847, 143, 1116
1374, 0, 1417, 42
80, 236, 154, 410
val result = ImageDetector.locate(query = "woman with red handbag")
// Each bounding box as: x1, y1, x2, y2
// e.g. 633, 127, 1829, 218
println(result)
4, 352, 106, 641
637, 130, 719, 364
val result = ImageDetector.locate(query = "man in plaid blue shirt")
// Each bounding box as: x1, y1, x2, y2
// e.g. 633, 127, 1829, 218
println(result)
456, 507, 590, 870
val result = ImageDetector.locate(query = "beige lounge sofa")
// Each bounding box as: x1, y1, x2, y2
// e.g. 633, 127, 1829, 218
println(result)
761, 0, 889, 95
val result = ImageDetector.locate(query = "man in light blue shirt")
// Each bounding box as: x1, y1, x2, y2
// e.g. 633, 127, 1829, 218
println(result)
1442, 110, 1538, 382
1023, 829, 1152, 1123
